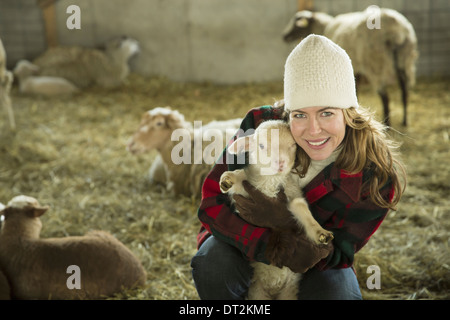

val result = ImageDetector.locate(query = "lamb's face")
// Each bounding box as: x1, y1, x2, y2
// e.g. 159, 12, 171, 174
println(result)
250, 123, 297, 176
105, 36, 140, 59
121, 37, 140, 59
127, 109, 177, 154
283, 11, 314, 42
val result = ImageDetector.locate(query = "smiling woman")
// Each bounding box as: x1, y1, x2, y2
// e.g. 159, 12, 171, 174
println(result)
289, 107, 346, 161
192, 35, 406, 300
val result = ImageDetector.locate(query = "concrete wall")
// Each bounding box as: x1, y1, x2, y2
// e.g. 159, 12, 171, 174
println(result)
1, 0, 449, 83
54, 0, 297, 83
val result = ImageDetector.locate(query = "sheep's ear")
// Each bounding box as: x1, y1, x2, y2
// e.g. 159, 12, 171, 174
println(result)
228, 135, 253, 154
0, 202, 5, 215
32, 206, 49, 218
166, 112, 183, 129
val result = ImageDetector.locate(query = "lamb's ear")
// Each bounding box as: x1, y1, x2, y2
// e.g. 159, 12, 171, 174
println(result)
32, 206, 49, 218
228, 135, 253, 154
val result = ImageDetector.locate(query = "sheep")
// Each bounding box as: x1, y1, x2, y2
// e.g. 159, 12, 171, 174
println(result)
0, 195, 146, 300
13, 60, 79, 96
32, 36, 139, 89
0, 37, 15, 130
219, 120, 333, 300
282, 6, 418, 126
126, 106, 242, 198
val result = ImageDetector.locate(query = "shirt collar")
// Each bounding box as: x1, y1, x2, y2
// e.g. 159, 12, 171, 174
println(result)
303, 162, 363, 204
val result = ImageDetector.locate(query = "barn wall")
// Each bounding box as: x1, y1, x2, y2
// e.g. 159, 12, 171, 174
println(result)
0, 0, 47, 67
313, 0, 450, 77
0, 0, 449, 83
52, 0, 297, 84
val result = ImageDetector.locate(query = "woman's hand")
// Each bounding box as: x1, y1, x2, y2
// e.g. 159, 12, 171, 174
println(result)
232, 180, 296, 230
266, 230, 333, 273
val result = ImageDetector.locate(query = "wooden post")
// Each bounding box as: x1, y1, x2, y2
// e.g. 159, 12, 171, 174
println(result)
298, 0, 314, 11
37, 0, 58, 48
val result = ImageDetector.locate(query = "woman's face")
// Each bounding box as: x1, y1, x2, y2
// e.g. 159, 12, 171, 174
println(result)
289, 106, 346, 161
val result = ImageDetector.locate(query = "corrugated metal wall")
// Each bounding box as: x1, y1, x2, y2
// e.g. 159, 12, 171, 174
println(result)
0, 0, 47, 69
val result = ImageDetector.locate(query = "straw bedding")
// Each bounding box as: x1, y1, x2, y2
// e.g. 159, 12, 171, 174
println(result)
0, 74, 448, 299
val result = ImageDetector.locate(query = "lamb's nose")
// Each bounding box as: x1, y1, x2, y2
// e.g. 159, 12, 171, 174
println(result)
276, 160, 285, 170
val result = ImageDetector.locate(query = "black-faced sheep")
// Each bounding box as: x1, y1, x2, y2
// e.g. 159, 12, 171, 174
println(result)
0, 37, 15, 130
0, 195, 146, 300
127, 106, 241, 198
283, 6, 418, 126
32, 36, 139, 89
219, 120, 333, 300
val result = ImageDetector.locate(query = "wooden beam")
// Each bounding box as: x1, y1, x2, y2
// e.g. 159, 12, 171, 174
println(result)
297, 0, 314, 11
38, 0, 58, 47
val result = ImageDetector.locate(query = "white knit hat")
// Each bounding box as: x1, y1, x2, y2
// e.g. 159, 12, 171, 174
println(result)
284, 34, 358, 111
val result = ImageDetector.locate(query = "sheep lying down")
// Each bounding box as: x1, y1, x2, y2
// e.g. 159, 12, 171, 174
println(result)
0, 195, 146, 300
13, 60, 79, 96
220, 120, 333, 300
23, 36, 140, 90
127, 106, 242, 198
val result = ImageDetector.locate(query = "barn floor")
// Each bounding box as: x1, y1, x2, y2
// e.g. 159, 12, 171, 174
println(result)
0, 74, 449, 300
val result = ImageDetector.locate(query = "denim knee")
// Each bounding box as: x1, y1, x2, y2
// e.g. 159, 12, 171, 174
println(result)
191, 236, 253, 300
298, 267, 363, 300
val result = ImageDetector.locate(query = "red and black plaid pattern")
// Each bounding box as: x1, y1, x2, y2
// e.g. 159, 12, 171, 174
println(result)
196, 106, 394, 269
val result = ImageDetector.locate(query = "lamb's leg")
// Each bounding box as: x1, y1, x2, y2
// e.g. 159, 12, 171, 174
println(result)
247, 276, 272, 300
219, 169, 247, 195
396, 69, 408, 126
378, 88, 390, 127
288, 198, 334, 245
1, 72, 15, 130
275, 278, 301, 300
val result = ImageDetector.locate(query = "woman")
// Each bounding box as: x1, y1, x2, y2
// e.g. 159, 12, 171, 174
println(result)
191, 35, 405, 300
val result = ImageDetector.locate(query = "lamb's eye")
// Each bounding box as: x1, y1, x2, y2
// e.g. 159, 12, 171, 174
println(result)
259, 143, 265, 150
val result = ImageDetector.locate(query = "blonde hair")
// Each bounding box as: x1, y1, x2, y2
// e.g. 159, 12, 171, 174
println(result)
279, 103, 406, 210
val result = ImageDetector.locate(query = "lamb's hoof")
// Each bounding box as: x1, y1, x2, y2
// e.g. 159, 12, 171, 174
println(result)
220, 177, 233, 193
318, 232, 334, 245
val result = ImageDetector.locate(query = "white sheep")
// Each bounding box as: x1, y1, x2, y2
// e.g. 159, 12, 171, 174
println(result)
126, 106, 241, 198
0, 37, 15, 130
283, 6, 418, 126
13, 60, 79, 96
32, 36, 139, 89
0, 195, 146, 300
219, 120, 333, 300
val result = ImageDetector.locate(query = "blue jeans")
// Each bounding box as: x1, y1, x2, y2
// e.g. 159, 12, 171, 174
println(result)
191, 236, 362, 300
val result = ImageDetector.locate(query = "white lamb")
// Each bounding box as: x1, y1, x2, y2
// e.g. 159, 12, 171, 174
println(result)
13, 60, 79, 96
127, 106, 241, 198
0, 37, 15, 130
0, 195, 146, 300
283, 6, 418, 126
32, 36, 139, 89
219, 120, 333, 300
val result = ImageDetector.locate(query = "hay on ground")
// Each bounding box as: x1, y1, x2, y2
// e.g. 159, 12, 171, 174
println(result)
0, 74, 448, 299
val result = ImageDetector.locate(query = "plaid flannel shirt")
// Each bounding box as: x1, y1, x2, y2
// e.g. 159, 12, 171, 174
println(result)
196, 105, 394, 270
